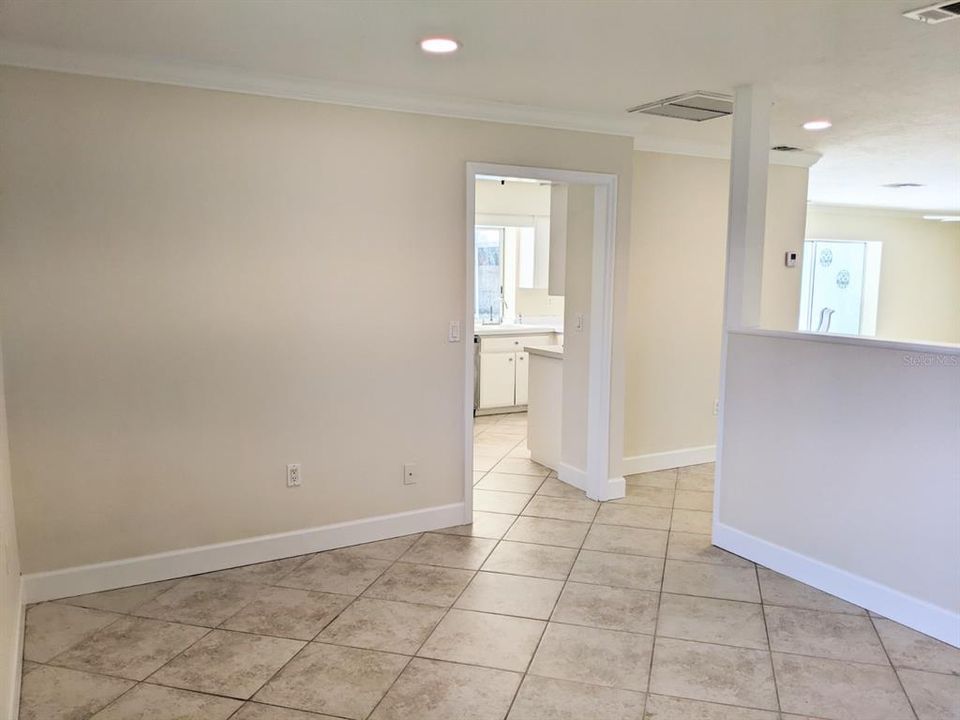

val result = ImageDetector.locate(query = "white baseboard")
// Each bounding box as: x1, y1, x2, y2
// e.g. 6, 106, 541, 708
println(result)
4, 578, 24, 720
592, 476, 625, 502
714, 522, 960, 648
557, 462, 587, 491
557, 463, 624, 502
23, 502, 465, 604
622, 445, 716, 475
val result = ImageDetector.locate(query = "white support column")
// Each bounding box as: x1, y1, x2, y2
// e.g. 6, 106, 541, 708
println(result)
585, 181, 623, 502
713, 84, 772, 539
723, 84, 771, 329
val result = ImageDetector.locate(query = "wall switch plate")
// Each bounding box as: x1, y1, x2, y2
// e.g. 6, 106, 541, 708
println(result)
286, 463, 302, 488
403, 463, 417, 485
448, 320, 461, 342
575, 313, 584, 331
713, 399, 720, 416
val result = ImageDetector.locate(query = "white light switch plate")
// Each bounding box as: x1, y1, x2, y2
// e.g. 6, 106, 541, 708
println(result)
448, 320, 461, 342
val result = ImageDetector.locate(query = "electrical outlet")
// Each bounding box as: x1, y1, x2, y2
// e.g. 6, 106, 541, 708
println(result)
403, 463, 417, 485
713, 399, 720, 416
286, 463, 302, 488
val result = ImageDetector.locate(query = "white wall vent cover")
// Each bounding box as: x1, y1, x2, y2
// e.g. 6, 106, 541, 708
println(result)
627, 91, 733, 122
903, 1, 960, 23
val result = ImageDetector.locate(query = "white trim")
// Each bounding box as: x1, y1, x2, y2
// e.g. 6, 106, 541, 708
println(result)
622, 445, 716, 475
465, 162, 624, 514
714, 522, 960, 648
556, 463, 624, 502
633, 137, 821, 169
584, 181, 623, 503
464, 167, 478, 525
22, 502, 464, 604
730, 327, 960, 355
4, 578, 24, 720
557, 462, 587, 491
0, 42, 639, 138
601, 476, 627, 500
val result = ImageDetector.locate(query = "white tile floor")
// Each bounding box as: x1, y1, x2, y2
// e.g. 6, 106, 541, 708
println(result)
17, 412, 960, 719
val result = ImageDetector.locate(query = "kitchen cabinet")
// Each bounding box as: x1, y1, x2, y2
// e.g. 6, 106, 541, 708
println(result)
476, 330, 556, 411
479, 352, 517, 409
478, 350, 528, 410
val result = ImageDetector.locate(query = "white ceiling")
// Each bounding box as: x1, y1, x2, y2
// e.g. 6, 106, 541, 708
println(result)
1, 0, 958, 212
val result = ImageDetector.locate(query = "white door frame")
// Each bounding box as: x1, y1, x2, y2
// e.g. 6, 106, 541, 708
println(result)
463, 162, 622, 522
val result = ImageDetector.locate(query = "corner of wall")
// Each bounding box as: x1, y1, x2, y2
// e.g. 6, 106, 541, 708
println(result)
0, 335, 25, 720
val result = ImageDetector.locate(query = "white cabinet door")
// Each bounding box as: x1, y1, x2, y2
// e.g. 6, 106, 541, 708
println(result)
514, 352, 529, 406
479, 352, 516, 409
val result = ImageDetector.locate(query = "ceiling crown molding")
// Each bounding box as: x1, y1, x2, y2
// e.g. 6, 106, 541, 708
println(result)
0, 40, 641, 137
0, 40, 821, 169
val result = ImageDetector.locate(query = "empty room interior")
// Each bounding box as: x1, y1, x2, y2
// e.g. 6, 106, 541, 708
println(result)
0, 1, 959, 719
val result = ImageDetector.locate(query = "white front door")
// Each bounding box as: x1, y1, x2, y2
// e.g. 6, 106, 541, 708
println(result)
803, 240, 866, 335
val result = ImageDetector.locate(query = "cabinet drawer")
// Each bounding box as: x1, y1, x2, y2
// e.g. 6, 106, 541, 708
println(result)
479, 333, 555, 353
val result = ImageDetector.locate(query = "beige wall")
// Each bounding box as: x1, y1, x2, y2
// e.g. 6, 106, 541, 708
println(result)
624, 152, 809, 459
806, 206, 960, 344
0, 68, 633, 573
0, 336, 22, 717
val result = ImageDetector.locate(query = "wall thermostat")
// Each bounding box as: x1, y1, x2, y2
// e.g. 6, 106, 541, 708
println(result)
785, 251, 798, 268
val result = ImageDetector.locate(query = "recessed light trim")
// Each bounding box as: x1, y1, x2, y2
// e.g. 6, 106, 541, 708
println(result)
802, 119, 832, 131
420, 37, 460, 54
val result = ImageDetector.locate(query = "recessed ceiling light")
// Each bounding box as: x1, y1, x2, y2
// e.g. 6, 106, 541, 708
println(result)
420, 37, 460, 54
802, 119, 832, 131
923, 215, 960, 222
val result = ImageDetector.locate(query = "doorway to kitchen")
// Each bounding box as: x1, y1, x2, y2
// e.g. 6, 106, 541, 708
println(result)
463, 163, 622, 526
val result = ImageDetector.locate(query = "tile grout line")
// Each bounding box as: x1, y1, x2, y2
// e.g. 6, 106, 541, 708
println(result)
147, 535, 424, 714
363, 419, 535, 719
501, 465, 603, 718
639, 465, 678, 719
234, 530, 441, 717
867, 613, 921, 720
756, 562, 784, 716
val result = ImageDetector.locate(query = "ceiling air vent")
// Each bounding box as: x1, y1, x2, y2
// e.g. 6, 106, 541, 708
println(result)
772, 145, 804, 152
903, 1, 960, 23
627, 91, 733, 122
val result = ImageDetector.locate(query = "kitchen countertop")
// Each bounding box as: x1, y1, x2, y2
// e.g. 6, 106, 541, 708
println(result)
525, 344, 564, 360
475, 324, 560, 337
